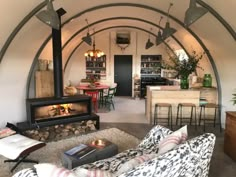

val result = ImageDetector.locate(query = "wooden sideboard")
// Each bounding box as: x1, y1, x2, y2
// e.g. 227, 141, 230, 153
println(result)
224, 111, 236, 161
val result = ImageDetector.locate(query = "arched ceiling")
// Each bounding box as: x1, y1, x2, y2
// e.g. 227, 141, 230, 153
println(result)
1, 0, 236, 64
1, 0, 235, 101
0, 0, 236, 127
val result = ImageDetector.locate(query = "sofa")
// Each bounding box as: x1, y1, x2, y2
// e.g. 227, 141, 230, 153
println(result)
13, 125, 216, 177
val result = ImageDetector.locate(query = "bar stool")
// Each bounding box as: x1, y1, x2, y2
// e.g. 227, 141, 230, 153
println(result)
176, 103, 197, 129
154, 103, 172, 129
199, 103, 222, 132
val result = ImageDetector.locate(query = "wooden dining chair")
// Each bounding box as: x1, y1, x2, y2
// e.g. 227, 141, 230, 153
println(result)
85, 91, 99, 113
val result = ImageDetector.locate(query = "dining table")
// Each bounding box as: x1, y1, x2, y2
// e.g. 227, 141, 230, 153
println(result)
76, 83, 110, 106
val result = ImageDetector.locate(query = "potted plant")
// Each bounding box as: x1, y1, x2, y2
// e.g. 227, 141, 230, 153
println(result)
232, 91, 236, 105
162, 50, 204, 89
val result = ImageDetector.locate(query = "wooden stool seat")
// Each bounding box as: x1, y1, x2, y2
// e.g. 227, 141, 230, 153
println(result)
199, 103, 222, 132
176, 103, 197, 129
154, 103, 172, 129
178, 103, 196, 107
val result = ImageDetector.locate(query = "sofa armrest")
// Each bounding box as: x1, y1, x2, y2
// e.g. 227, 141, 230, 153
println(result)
120, 133, 216, 177
137, 125, 172, 150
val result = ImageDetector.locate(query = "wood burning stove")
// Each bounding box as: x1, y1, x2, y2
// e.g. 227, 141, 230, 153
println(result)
17, 95, 99, 130
17, 9, 100, 131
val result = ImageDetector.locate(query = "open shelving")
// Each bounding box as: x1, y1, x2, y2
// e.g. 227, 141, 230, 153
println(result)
85, 55, 106, 80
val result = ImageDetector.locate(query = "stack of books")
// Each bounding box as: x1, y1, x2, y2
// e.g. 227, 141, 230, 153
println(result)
64, 144, 96, 159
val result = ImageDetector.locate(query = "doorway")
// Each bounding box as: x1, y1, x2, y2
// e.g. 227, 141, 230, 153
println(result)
114, 55, 133, 96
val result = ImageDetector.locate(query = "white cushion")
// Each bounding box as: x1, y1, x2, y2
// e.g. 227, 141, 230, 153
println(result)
34, 163, 76, 177
157, 125, 188, 155
0, 134, 44, 159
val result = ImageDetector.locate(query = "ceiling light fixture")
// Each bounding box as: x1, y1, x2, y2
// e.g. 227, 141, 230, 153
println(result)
162, 3, 177, 40
84, 30, 104, 58
36, 0, 60, 30
82, 19, 92, 46
156, 16, 163, 46
145, 28, 154, 50
184, 0, 208, 27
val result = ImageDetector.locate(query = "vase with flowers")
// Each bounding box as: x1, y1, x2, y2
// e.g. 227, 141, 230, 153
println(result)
162, 50, 204, 89
88, 75, 97, 88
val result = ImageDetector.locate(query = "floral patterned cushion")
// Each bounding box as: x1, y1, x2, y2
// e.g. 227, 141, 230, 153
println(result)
12, 126, 216, 177
137, 125, 173, 151
119, 133, 216, 177
77, 125, 172, 173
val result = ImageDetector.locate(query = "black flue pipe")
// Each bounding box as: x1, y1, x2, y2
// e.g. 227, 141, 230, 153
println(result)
52, 8, 66, 98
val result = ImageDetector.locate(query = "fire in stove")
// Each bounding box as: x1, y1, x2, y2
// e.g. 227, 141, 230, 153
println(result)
34, 102, 88, 121
49, 104, 74, 116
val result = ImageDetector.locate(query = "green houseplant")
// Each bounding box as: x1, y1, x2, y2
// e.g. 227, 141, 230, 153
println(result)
232, 91, 236, 105
162, 50, 204, 89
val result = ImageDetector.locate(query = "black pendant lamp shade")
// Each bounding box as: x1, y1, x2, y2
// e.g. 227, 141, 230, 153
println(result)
36, 0, 60, 30
162, 22, 177, 40
162, 3, 176, 40
82, 32, 92, 46
156, 31, 163, 45
145, 28, 154, 50
145, 39, 154, 49
156, 16, 163, 46
184, 0, 208, 27
82, 19, 92, 46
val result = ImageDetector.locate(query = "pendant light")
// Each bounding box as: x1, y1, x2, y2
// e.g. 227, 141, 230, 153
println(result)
162, 3, 177, 40
84, 30, 104, 58
145, 28, 154, 50
82, 19, 92, 46
156, 16, 163, 46
184, 0, 208, 27
36, 0, 60, 30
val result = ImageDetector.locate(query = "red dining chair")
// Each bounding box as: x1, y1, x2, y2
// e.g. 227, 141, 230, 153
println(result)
85, 91, 99, 113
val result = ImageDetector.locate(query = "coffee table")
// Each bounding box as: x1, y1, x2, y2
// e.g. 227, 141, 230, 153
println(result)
61, 140, 118, 169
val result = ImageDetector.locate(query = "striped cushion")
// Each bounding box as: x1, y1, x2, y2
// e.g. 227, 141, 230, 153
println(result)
158, 125, 188, 155
74, 168, 114, 177
116, 154, 156, 175
34, 163, 76, 177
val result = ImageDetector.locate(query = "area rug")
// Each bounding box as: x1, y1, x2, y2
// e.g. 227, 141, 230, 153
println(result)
0, 128, 140, 177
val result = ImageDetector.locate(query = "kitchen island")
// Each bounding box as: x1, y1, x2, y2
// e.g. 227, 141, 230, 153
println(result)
145, 86, 217, 125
